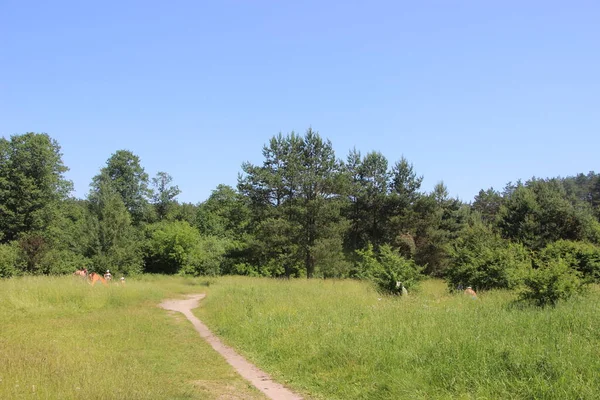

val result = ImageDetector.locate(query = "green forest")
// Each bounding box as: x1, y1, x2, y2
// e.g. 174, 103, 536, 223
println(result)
2, 130, 599, 305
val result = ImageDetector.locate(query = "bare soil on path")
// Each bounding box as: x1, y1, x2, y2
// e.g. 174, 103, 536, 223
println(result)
159, 294, 304, 400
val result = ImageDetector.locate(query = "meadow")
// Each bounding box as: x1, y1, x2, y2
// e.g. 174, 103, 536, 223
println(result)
197, 277, 600, 399
1, 276, 599, 399
0, 276, 265, 400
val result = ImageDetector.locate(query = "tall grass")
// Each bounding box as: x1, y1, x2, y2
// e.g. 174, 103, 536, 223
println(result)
3, 275, 599, 399
0, 276, 264, 400
197, 277, 600, 399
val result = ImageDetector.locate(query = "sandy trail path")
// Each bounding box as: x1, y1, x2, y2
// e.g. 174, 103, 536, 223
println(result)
159, 294, 303, 400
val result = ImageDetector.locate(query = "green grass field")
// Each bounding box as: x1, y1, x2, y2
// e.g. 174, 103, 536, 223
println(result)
2, 276, 599, 399
0, 276, 265, 400
197, 277, 600, 399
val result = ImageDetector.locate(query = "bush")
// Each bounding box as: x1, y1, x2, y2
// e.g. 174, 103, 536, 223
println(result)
41, 250, 92, 275
230, 262, 261, 277
91, 244, 143, 276
354, 244, 422, 295
144, 220, 202, 274
16, 234, 49, 274
182, 235, 230, 276
539, 240, 600, 283
313, 236, 351, 278
0, 242, 19, 278
352, 244, 381, 280
519, 258, 584, 307
446, 222, 531, 291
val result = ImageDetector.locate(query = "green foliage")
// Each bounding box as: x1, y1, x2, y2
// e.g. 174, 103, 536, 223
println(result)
384, 157, 423, 252
151, 171, 181, 220
0, 132, 72, 242
40, 249, 91, 275
196, 184, 249, 238
351, 244, 381, 279
3, 129, 600, 284
472, 187, 503, 224
144, 220, 230, 276
561, 171, 600, 212
86, 179, 143, 275
15, 233, 50, 274
183, 235, 230, 276
539, 240, 600, 283
0, 242, 19, 277
144, 220, 203, 274
413, 189, 468, 276
45, 199, 90, 256
446, 220, 531, 290
218, 236, 255, 276
344, 153, 424, 256
312, 235, 351, 278
169, 202, 198, 225
390, 156, 423, 208
497, 180, 599, 249
229, 262, 263, 277
249, 217, 303, 277
91, 240, 143, 276
377, 244, 422, 293
344, 150, 390, 250
239, 129, 347, 278
354, 244, 422, 294
519, 258, 584, 307
91, 150, 151, 223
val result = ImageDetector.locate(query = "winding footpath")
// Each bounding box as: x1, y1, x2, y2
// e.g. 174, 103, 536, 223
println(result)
159, 294, 303, 400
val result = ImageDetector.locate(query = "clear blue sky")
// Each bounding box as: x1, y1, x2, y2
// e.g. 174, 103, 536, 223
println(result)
1, 1, 599, 204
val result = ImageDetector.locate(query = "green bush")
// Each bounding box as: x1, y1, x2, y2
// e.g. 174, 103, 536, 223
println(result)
0, 242, 19, 278
352, 244, 378, 280
313, 236, 351, 278
144, 220, 202, 274
183, 235, 230, 276
446, 222, 531, 291
539, 240, 600, 283
144, 219, 231, 276
519, 258, 584, 307
230, 262, 261, 277
354, 244, 422, 294
91, 244, 143, 276
41, 250, 92, 275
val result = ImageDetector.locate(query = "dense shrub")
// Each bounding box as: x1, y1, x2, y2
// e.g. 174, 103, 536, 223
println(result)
539, 240, 600, 283
16, 234, 49, 274
0, 242, 19, 278
446, 222, 531, 291
496, 181, 600, 249
519, 258, 584, 307
41, 250, 92, 275
182, 235, 230, 276
354, 244, 422, 294
352, 244, 380, 280
229, 262, 261, 277
144, 220, 231, 276
144, 220, 202, 274
91, 245, 143, 276
313, 236, 351, 278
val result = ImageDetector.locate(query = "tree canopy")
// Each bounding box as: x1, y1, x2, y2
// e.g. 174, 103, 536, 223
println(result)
1, 129, 599, 303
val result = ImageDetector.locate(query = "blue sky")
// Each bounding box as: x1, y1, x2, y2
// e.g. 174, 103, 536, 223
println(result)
1, 1, 599, 204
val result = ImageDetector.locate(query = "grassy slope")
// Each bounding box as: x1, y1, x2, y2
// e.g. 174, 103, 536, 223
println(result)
0, 276, 265, 400
197, 277, 600, 400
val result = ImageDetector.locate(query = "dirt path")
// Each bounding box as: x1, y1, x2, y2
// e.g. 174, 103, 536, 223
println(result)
159, 294, 304, 400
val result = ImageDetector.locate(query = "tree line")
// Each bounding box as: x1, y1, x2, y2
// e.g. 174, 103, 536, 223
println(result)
1, 130, 599, 304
